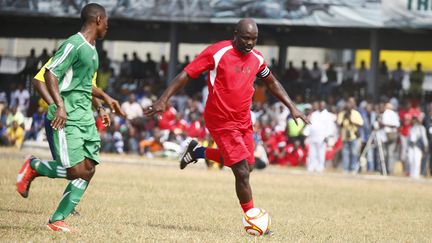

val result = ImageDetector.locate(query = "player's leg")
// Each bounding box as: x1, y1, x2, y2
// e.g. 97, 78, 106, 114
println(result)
180, 139, 224, 169
48, 158, 96, 231
16, 118, 66, 198
47, 125, 100, 232
231, 160, 254, 213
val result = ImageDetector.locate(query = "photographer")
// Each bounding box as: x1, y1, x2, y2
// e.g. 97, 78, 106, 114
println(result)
337, 97, 364, 173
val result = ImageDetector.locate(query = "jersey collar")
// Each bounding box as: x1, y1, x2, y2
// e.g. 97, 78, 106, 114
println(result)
77, 32, 96, 49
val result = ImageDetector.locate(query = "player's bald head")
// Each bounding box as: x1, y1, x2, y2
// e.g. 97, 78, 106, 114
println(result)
81, 3, 106, 25
235, 18, 258, 35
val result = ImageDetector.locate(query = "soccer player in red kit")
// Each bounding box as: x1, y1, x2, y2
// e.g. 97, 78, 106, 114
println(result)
145, 18, 308, 219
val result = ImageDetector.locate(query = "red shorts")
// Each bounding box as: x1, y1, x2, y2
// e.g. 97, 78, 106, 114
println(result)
208, 128, 255, 167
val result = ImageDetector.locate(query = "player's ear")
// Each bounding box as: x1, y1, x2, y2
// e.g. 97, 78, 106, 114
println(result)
96, 16, 101, 25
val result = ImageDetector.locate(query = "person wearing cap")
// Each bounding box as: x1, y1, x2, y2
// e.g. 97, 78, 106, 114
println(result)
407, 114, 428, 179
380, 102, 400, 174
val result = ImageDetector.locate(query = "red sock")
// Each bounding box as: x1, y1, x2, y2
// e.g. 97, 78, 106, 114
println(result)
205, 148, 223, 163
240, 199, 254, 213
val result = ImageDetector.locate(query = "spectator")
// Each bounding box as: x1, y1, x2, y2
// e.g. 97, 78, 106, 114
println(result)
342, 61, 355, 93
379, 61, 389, 91
11, 83, 30, 115
6, 106, 24, 127
304, 101, 333, 172
323, 63, 337, 97
22, 48, 39, 77
120, 53, 132, 78
144, 52, 157, 78
309, 61, 322, 97
408, 114, 428, 179
131, 52, 144, 80
159, 55, 168, 79
139, 128, 164, 157
121, 94, 143, 120
355, 60, 368, 96
283, 61, 299, 94
6, 120, 25, 149
269, 58, 279, 77
379, 103, 400, 174
158, 103, 177, 130
0, 121, 8, 145
359, 102, 378, 171
25, 107, 45, 141
337, 97, 364, 173
38, 48, 50, 67
299, 60, 311, 94
186, 113, 205, 139
391, 61, 405, 97
409, 63, 425, 96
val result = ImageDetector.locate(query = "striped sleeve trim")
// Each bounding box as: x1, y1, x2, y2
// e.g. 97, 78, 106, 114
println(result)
257, 66, 270, 78
46, 43, 75, 76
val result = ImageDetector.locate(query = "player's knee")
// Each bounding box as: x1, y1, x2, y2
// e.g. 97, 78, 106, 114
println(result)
233, 162, 250, 180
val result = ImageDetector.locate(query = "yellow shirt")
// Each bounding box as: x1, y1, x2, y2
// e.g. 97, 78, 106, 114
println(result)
34, 58, 98, 87
7, 126, 24, 148
337, 109, 364, 141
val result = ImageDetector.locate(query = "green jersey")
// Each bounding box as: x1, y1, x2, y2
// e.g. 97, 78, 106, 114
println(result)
47, 32, 99, 126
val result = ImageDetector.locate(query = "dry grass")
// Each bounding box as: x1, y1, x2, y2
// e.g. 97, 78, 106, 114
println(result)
1, 147, 432, 242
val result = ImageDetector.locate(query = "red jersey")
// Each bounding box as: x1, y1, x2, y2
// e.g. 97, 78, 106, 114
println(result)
184, 40, 270, 130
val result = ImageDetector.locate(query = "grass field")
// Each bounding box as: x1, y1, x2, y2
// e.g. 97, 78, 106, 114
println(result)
1, 148, 432, 242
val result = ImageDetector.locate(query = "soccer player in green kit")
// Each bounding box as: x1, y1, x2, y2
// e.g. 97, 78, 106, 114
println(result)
15, 3, 108, 232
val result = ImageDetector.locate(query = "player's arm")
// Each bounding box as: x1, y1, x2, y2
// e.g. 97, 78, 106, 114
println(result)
144, 71, 191, 117
261, 73, 310, 124
44, 70, 66, 129
32, 79, 54, 105
91, 86, 126, 118
92, 97, 111, 127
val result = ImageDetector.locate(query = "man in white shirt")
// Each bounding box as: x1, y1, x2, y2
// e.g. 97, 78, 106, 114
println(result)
121, 94, 143, 120
380, 103, 400, 174
11, 84, 30, 115
305, 101, 333, 172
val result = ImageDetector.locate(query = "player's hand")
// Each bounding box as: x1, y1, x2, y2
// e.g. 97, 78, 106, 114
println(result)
106, 97, 126, 118
51, 105, 67, 130
144, 99, 166, 117
99, 108, 111, 127
291, 108, 310, 125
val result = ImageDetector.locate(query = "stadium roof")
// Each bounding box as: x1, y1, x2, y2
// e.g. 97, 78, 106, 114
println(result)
1, 15, 432, 50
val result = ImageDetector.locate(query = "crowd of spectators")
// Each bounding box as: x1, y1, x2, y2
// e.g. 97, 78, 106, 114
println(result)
1, 48, 432, 179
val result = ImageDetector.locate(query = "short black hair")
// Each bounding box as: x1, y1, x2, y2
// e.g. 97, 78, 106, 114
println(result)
80, 3, 106, 24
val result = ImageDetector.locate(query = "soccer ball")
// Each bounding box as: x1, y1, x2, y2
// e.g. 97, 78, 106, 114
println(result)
242, 208, 271, 236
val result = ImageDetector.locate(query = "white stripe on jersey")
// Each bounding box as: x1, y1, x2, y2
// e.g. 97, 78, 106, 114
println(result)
60, 68, 73, 91
209, 45, 233, 87
258, 66, 270, 78
251, 50, 264, 67
58, 128, 71, 168
47, 43, 74, 73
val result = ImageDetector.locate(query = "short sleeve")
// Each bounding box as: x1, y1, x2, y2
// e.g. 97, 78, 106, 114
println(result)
34, 58, 52, 82
184, 45, 215, 79
46, 41, 78, 78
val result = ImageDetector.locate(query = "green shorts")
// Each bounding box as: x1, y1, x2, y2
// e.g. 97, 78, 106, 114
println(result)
53, 124, 101, 168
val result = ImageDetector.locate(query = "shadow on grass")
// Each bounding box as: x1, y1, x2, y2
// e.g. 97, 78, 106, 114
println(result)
147, 222, 208, 233
0, 207, 43, 215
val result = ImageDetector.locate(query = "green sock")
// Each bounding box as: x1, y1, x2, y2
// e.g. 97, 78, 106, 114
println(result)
50, 178, 88, 222
30, 158, 66, 178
